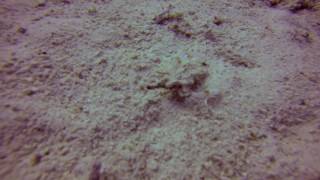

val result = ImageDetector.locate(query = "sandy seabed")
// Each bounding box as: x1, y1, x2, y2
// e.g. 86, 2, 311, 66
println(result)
1, 0, 320, 179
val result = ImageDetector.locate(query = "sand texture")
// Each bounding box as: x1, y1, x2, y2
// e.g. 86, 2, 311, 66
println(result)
1, 0, 320, 179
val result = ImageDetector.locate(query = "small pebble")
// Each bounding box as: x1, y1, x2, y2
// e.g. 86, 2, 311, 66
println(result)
23, 87, 39, 96
17, 27, 27, 34
30, 154, 42, 166
34, 0, 46, 7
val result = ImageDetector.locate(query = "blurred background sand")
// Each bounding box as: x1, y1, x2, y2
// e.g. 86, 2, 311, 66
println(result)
0, 0, 320, 179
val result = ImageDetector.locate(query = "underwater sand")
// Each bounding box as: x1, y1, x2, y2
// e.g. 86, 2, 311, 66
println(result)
1, 0, 320, 179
